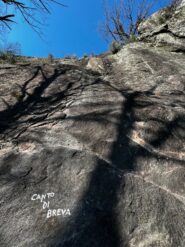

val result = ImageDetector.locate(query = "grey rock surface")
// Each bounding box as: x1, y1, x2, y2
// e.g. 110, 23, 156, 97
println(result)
0, 3, 185, 247
138, 1, 185, 51
86, 57, 105, 74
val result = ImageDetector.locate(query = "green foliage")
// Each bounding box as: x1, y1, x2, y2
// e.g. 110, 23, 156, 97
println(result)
157, 1, 179, 25
0, 42, 21, 64
64, 55, 78, 59
10, 90, 22, 100
47, 53, 54, 63
159, 7, 173, 24
109, 41, 123, 54
127, 34, 138, 43
0, 51, 16, 64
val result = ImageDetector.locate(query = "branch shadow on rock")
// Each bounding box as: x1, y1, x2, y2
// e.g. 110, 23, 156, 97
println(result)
48, 78, 185, 246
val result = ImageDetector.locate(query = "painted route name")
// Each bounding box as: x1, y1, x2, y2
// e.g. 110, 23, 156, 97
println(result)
31, 193, 71, 218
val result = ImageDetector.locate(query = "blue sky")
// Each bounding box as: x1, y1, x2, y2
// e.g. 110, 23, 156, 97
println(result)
3, 0, 171, 58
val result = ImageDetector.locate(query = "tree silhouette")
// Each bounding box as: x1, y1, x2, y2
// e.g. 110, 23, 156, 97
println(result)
0, 0, 66, 33
101, 0, 178, 44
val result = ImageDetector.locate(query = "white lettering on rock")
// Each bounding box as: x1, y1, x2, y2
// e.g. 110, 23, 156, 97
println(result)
47, 209, 71, 218
31, 192, 71, 218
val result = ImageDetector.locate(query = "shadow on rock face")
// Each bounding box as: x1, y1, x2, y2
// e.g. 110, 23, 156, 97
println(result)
48, 91, 139, 246
48, 79, 184, 246
0, 46, 184, 246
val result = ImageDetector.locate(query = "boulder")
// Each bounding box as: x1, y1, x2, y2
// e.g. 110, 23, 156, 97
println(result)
86, 57, 105, 74
138, 1, 185, 51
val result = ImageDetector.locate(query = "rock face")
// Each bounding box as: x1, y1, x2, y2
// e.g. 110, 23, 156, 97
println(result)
138, 1, 185, 51
86, 57, 105, 74
0, 3, 185, 247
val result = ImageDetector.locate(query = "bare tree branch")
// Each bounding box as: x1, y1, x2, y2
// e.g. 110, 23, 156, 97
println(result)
0, 0, 66, 34
101, 0, 161, 44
